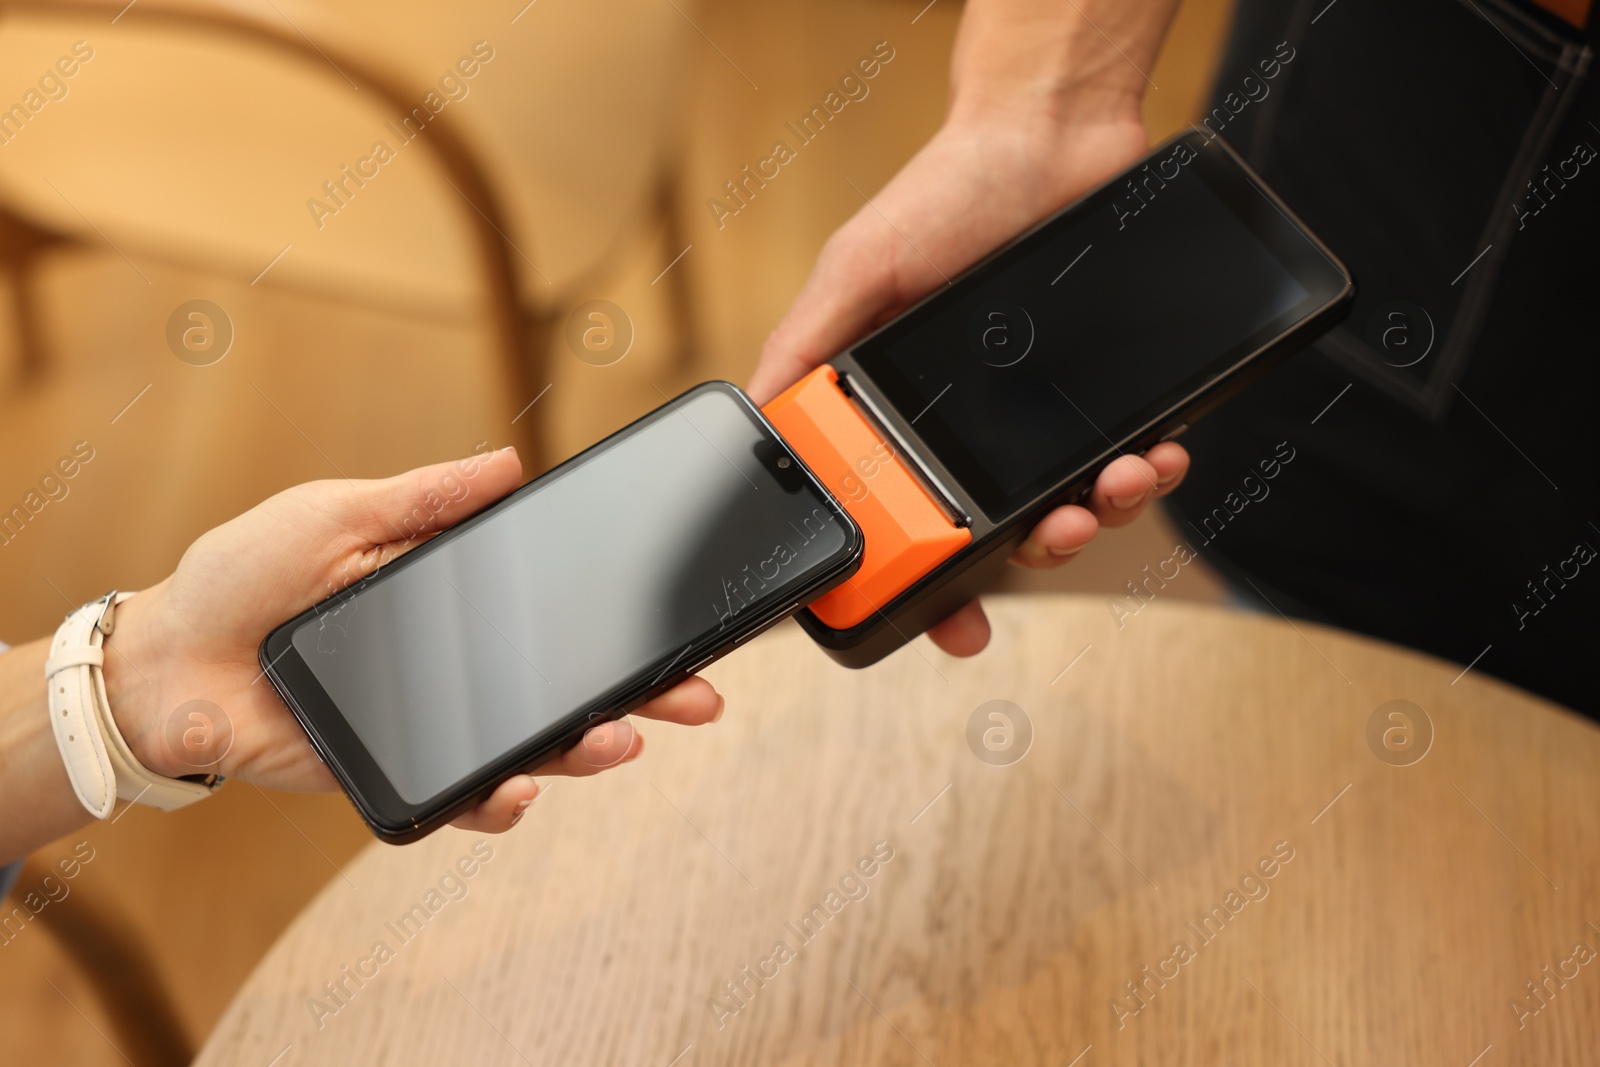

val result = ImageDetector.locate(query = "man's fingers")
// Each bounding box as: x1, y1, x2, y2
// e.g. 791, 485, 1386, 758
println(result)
1143, 441, 1190, 497
927, 599, 991, 657
631, 675, 724, 726
1087, 454, 1164, 527
450, 773, 540, 834
1013, 444, 1189, 561
1083, 444, 1191, 527
1011, 504, 1099, 568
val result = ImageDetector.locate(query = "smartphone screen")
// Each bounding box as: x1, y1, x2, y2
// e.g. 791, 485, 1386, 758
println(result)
850, 135, 1345, 519
269, 384, 857, 812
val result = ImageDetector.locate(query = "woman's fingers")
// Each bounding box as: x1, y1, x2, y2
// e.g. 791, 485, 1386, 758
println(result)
450, 773, 540, 834
464, 675, 726, 831
450, 725, 636, 834
457, 678, 723, 833
538, 678, 722, 777
530, 719, 645, 778
448, 722, 636, 833
537, 680, 721, 780
630, 675, 724, 726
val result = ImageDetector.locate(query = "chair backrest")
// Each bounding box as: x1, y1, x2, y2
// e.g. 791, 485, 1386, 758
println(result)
0, 0, 543, 461
17, 854, 194, 1065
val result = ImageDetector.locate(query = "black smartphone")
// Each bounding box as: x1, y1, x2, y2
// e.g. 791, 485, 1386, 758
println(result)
260, 382, 862, 842
778, 131, 1355, 667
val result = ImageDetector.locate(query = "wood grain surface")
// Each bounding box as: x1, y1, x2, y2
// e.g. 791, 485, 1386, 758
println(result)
194, 595, 1599, 1067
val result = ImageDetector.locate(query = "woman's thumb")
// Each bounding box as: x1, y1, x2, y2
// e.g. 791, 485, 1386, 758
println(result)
333, 446, 524, 545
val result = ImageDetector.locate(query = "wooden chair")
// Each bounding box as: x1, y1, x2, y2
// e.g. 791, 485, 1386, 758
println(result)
0, 0, 544, 459
18, 855, 192, 1065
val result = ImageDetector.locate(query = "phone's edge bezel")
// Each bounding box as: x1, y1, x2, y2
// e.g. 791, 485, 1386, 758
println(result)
260, 381, 863, 842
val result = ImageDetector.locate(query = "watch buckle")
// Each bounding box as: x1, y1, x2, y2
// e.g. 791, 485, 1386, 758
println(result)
92, 590, 120, 637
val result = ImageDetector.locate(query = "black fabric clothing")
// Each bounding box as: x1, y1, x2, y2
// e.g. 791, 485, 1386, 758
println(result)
1165, 0, 1598, 713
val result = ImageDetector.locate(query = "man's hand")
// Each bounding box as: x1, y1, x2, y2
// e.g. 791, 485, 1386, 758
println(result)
99, 448, 723, 835
749, 104, 1189, 656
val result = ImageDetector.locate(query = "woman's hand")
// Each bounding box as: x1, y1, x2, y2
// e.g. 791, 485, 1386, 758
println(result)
748, 106, 1189, 656
99, 448, 723, 835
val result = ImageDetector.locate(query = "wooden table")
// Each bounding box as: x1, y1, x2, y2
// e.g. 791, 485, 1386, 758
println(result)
195, 595, 1600, 1066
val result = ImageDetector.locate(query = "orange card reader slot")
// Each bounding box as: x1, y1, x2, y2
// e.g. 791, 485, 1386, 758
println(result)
764, 366, 970, 630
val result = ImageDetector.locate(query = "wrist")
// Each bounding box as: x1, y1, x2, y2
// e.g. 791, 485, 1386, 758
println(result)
100, 586, 181, 779
931, 95, 1150, 221
945, 0, 1159, 135
947, 72, 1144, 139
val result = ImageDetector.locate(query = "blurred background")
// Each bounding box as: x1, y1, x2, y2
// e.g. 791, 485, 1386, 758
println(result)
0, 0, 1234, 1060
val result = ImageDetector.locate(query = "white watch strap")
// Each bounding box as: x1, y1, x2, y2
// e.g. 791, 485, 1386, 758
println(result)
47, 592, 218, 818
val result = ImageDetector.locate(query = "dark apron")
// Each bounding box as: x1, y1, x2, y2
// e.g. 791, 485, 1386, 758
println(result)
1165, 0, 1598, 713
